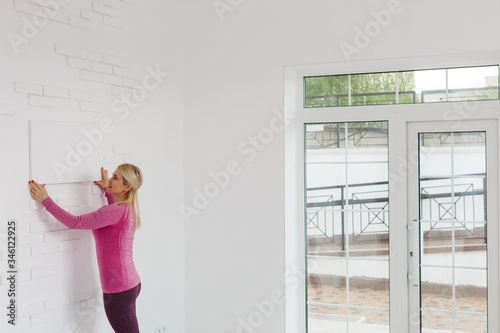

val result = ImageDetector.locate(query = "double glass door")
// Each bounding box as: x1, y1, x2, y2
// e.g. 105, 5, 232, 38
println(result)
305, 119, 497, 333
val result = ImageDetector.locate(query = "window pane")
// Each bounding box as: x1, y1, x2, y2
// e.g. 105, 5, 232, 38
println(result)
304, 65, 499, 108
305, 121, 389, 333
398, 71, 418, 104
305, 75, 349, 108
448, 65, 499, 101
416, 68, 447, 103
418, 131, 488, 333
351, 72, 396, 106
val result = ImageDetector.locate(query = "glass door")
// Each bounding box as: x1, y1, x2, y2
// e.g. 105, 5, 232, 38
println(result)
305, 121, 390, 333
407, 120, 498, 333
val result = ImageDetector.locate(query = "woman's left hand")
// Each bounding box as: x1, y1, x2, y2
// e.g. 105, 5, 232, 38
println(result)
29, 180, 49, 203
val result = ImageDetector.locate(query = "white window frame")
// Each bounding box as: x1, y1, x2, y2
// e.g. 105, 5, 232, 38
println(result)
284, 51, 500, 333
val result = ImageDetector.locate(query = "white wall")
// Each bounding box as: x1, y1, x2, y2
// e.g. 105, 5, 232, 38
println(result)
182, 0, 500, 332
0, 1, 184, 332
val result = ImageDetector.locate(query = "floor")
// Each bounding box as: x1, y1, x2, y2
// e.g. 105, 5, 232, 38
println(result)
308, 284, 488, 333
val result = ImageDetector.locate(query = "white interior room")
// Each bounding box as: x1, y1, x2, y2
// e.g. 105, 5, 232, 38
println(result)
1, 1, 500, 332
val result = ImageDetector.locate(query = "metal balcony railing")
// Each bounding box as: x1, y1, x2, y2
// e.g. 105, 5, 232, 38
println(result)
306, 173, 486, 250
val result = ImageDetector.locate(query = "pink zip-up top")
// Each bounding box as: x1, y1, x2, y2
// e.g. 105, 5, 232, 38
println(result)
42, 189, 140, 293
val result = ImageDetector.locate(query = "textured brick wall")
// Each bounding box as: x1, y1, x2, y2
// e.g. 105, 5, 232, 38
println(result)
14, 0, 130, 30
2, 0, 144, 330
1, 0, 183, 331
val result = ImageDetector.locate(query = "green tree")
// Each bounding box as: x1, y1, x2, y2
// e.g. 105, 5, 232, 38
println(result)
305, 71, 416, 107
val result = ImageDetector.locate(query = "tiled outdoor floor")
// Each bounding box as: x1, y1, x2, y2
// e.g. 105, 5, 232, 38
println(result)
308, 284, 487, 332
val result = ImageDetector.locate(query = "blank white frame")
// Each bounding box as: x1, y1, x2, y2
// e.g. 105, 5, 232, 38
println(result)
29, 120, 104, 184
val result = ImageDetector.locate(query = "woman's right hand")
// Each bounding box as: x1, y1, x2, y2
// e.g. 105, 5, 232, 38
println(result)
94, 167, 109, 189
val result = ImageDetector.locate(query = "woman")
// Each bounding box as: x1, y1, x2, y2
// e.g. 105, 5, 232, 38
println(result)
29, 164, 143, 333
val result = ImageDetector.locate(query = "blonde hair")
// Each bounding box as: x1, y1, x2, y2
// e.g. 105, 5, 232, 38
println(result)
116, 163, 143, 229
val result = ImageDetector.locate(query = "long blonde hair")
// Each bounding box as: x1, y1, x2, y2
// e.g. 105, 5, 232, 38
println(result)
116, 163, 143, 229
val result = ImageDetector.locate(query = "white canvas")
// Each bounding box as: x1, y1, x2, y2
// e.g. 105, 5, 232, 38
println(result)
29, 120, 104, 184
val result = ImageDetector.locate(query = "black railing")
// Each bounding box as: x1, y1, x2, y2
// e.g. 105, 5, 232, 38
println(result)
307, 174, 486, 249
305, 86, 499, 108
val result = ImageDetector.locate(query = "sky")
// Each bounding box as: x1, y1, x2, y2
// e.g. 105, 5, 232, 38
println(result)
414, 65, 499, 93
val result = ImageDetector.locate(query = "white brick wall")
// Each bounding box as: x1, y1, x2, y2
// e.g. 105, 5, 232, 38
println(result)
29, 199, 42, 210
27, 209, 45, 222
112, 86, 132, 96
80, 101, 102, 113
55, 44, 80, 58
16, 182, 108, 325
123, 78, 141, 88
103, 73, 123, 85
51, 12, 69, 24
57, 222, 69, 230
31, 242, 58, 256
69, 89, 92, 101
18, 269, 31, 282
15, 80, 100, 113
29, 95, 56, 108
19, 301, 45, 318
104, 15, 123, 29
68, 15, 92, 30
44, 230, 70, 242
31, 266, 57, 279
81, 49, 102, 62
14, 0, 41, 15
55, 43, 141, 97
70, 289, 94, 303
104, 0, 127, 10
104, 153, 124, 164
80, 70, 103, 83
81, 8, 104, 23
13, 0, 131, 35
93, 3, 122, 17
10, 1, 143, 327
30, 308, 61, 326
0, 102, 15, 115
18, 246, 32, 259
113, 144, 134, 154
103, 54, 124, 67
68, 57, 92, 70
30, 221, 58, 233
80, 297, 99, 311
92, 61, 113, 74
113, 66, 134, 78
45, 295, 69, 311
15, 82, 43, 95
43, 86, 69, 98
19, 233, 44, 246
58, 239, 81, 252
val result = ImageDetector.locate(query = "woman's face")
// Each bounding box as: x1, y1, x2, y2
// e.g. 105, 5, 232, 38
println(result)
106, 169, 131, 196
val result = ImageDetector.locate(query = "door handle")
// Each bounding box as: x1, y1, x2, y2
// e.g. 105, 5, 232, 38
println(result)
408, 219, 419, 286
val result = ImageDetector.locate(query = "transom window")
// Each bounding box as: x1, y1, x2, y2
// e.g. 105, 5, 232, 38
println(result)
304, 65, 499, 108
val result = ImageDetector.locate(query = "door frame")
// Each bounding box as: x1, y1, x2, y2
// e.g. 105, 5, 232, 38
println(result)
406, 119, 499, 333
284, 52, 500, 333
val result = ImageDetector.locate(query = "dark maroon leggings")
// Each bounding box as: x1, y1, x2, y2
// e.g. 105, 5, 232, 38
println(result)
103, 283, 141, 333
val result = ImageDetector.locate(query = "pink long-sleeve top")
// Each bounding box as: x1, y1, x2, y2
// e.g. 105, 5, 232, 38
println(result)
42, 190, 140, 293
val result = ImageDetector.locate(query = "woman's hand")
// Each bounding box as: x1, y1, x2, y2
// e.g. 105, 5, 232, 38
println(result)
29, 180, 49, 203
94, 167, 109, 189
